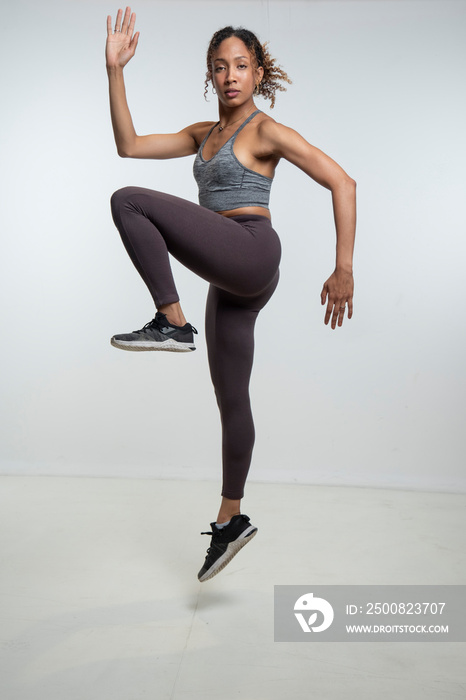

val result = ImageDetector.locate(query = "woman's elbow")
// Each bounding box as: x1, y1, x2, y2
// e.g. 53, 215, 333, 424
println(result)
331, 175, 356, 192
116, 138, 138, 158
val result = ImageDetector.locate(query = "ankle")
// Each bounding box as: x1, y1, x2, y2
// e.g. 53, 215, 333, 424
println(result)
216, 511, 241, 524
167, 317, 184, 327
158, 304, 186, 327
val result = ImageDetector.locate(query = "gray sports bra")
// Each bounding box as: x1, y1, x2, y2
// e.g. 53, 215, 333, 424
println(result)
193, 110, 273, 212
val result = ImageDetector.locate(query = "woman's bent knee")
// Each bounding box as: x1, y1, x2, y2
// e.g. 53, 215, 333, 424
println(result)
110, 186, 135, 214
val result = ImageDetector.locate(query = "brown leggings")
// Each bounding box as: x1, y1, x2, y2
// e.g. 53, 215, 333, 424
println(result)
110, 186, 281, 499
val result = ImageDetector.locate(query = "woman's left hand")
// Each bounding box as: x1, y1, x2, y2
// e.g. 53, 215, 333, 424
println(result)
321, 269, 354, 329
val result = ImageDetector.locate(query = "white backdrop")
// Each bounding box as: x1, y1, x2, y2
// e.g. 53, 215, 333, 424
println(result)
1, 0, 465, 492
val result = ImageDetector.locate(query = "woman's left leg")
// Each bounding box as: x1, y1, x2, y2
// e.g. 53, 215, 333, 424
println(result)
205, 271, 280, 508
197, 273, 279, 582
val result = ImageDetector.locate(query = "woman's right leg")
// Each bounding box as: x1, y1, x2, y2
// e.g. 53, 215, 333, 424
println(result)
110, 186, 281, 305
110, 187, 180, 309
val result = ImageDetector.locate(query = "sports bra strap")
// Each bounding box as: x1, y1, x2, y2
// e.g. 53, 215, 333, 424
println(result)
231, 109, 261, 141
199, 109, 262, 151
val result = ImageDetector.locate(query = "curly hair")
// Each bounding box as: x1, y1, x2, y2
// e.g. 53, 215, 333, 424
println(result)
204, 26, 291, 109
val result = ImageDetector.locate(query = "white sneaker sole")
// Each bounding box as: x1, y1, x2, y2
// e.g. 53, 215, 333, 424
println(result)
198, 526, 257, 582
111, 337, 196, 352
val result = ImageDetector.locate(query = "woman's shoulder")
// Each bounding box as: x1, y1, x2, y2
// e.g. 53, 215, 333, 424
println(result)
256, 115, 303, 154
256, 114, 289, 139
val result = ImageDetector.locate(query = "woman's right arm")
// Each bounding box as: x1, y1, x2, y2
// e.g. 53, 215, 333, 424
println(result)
106, 7, 198, 159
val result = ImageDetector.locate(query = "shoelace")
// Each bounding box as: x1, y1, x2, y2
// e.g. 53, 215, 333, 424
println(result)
200, 515, 251, 558
142, 318, 159, 331
130, 317, 160, 334
200, 528, 225, 557
136, 316, 198, 334
200, 528, 221, 537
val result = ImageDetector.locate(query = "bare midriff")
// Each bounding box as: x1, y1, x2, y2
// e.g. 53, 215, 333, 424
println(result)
217, 206, 271, 220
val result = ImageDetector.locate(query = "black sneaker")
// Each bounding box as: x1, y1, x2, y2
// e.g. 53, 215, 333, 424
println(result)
111, 312, 198, 352
197, 514, 258, 582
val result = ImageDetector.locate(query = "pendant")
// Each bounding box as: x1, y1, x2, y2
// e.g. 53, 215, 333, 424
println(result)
218, 126, 224, 131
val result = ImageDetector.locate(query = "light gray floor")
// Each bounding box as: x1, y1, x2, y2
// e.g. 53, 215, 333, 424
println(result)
1, 475, 465, 699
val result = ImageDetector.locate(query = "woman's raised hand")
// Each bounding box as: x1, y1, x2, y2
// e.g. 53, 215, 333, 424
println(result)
106, 7, 139, 69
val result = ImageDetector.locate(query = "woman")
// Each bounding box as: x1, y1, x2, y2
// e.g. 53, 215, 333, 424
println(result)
106, 7, 356, 582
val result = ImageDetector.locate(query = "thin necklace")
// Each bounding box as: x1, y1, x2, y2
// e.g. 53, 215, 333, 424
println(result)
218, 105, 255, 132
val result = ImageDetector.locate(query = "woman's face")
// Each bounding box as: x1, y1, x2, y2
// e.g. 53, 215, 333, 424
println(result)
211, 37, 263, 107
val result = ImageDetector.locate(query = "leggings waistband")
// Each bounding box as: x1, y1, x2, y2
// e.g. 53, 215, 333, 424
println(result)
226, 214, 272, 225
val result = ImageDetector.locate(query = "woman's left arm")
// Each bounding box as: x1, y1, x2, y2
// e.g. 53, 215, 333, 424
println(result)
260, 121, 356, 330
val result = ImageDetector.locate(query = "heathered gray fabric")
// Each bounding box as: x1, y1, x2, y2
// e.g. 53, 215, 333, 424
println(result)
193, 110, 272, 211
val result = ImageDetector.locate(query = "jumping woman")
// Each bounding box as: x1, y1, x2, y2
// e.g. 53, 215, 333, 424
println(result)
106, 7, 356, 582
